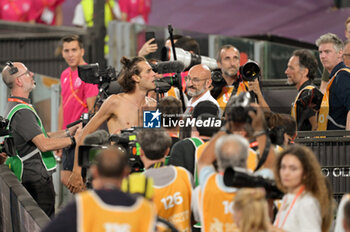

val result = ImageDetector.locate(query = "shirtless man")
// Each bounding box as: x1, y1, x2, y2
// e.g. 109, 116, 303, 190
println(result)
67, 56, 157, 193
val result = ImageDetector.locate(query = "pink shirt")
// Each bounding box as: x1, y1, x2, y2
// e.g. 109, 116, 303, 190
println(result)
31, 0, 64, 25
119, 0, 151, 23
60, 67, 99, 129
0, 0, 35, 22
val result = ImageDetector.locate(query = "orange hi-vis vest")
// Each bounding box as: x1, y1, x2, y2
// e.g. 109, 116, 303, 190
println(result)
76, 190, 156, 232
318, 68, 350, 131
291, 85, 315, 121
246, 148, 258, 172
217, 81, 248, 109
152, 166, 192, 232
199, 173, 239, 232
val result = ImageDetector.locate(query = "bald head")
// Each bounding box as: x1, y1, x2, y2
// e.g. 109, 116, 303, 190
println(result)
189, 64, 211, 79
2, 62, 26, 89
186, 64, 212, 99
95, 146, 129, 179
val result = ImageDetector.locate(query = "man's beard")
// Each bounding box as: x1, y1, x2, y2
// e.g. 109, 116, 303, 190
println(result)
223, 67, 238, 78
24, 82, 36, 92
187, 86, 206, 97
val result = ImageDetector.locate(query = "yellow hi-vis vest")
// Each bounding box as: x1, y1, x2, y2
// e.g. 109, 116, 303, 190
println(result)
217, 81, 248, 110
318, 68, 350, 131
81, 0, 115, 55
199, 174, 239, 232
291, 85, 315, 121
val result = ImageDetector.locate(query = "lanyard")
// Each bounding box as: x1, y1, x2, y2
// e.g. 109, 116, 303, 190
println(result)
69, 70, 87, 108
8, 98, 34, 111
275, 185, 305, 228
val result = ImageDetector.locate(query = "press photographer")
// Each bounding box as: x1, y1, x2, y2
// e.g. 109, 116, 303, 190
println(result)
212, 44, 270, 111
286, 49, 321, 131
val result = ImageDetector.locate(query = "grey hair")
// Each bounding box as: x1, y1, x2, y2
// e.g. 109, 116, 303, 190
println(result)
316, 33, 344, 52
215, 134, 249, 171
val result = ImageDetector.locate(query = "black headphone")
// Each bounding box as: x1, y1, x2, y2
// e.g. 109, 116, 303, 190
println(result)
6, 61, 18, 75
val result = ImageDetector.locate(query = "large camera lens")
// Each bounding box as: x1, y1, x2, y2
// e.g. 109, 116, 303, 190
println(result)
241, 61, 260, 82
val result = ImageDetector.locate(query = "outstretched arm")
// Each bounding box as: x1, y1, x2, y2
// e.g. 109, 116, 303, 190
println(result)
67, 95, 118, 193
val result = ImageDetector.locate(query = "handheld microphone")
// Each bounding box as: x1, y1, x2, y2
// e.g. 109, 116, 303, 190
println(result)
83, 130, 110, 145
151, 61, 185, 74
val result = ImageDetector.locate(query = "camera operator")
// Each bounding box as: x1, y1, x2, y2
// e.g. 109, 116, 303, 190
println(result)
58, 34, 99, 186
137, 128, 193, 232
285, 49, 319, 131
1, 62, 81, 217
42, 147, 157, 232
68, 56, 157, 193
194, 133, 249, 231
214, 45, 269, 111
224, 93, 276, 172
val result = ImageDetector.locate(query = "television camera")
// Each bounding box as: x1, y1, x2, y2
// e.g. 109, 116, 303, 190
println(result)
0, 116, 16, 157
78, 128, 143, 173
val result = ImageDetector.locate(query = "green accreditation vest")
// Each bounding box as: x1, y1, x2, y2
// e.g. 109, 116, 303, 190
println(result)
188, 137, 204, 229
81, 0, 115, 55
187, 137, 204, 187
5, 104, 56, 182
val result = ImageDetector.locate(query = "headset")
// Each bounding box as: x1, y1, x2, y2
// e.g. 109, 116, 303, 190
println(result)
5, 61, 18, 75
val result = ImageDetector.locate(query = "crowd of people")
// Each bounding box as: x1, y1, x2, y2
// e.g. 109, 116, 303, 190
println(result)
1, 14, 350, 232
0, 0, 151, 26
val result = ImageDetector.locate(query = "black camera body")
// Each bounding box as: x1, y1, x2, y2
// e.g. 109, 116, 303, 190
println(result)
78, 128, 143, 172
226, 92, 256, 124
223, 167, 283, 199
0, 116, 16, 157
296, 87, 323, 111
78, 63, 117, 86
210, 61, 261, 99
110, 128, 144, 172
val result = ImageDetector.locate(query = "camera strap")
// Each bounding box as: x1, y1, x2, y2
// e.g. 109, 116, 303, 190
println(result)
254, 137, 271, 172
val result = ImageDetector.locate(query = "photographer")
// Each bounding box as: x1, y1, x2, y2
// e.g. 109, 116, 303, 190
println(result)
68, 56, 157, 193
195, 133, 249, 231
214, 45, 269, 111
137, 128, 193, 232
42, 147, 157, 232
285, 49, 319, 131
2, 62, 81, 217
